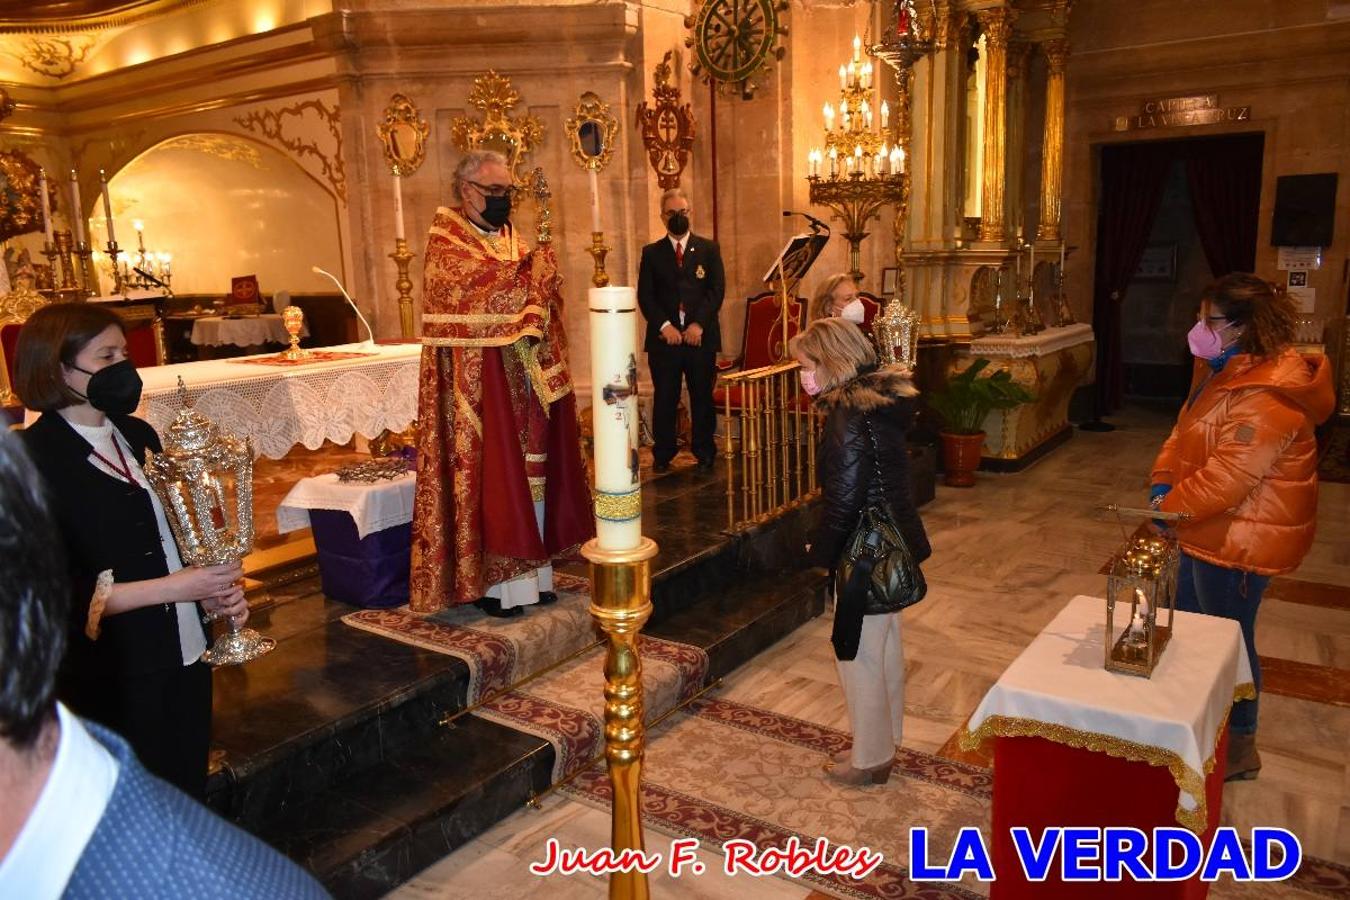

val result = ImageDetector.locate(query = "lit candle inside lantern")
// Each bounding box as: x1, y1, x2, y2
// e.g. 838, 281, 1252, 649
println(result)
69, 170, 86, 245
393, 172, 407, 241
589, 285, 642, 550
39, 168, 54, 244
881, 101, 890, 130
99, 169, 116, 245
823, 102, 835, 131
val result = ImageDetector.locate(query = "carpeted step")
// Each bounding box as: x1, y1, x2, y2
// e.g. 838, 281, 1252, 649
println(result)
256, 567, 824, 897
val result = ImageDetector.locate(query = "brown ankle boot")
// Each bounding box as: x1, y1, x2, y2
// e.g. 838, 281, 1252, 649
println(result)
1226, 732, 1261, 782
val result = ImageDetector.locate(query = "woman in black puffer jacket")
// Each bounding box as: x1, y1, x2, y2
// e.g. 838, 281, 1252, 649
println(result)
791, 317, 931, 787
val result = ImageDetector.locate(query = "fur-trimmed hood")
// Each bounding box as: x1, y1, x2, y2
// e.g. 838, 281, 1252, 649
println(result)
814, 364, 918, 413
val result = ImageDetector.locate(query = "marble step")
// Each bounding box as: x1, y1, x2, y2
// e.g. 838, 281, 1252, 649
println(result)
253, 567, 827, 898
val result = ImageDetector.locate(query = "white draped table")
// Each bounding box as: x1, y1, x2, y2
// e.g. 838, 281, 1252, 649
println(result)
189, 314, 305, 347
276, 471, 416, 538
136, 343, 422, 459
963, 594, 1254, 832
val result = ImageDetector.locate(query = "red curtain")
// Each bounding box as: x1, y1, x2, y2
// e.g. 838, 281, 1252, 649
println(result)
1184, 134, 1264, 277
1092, 142, 1173, 413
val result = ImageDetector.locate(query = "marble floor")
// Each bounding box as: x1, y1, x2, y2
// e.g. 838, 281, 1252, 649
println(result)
388, 404, 1350, 898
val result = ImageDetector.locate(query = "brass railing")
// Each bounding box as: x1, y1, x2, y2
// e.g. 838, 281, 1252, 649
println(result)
720, 360, 820, 532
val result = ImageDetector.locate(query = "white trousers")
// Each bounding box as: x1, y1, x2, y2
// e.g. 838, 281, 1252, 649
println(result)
834, 611, 905, 770
484, 500, 554, 610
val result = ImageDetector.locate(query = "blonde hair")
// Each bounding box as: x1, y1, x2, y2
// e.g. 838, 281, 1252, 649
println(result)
810, 273, 856, 321
789, 317, 877, 393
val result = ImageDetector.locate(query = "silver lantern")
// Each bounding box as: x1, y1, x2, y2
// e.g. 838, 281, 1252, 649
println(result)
144, 379, 275, 666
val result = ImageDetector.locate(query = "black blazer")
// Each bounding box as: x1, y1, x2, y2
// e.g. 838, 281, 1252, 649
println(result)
637, 233, 726, 353
22, 413, 197, 708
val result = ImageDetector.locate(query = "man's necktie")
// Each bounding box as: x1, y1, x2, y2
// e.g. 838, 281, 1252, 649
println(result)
675, 243, 686, 322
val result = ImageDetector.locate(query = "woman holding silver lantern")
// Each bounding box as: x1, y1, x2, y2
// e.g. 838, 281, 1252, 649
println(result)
15, 303, 248, 797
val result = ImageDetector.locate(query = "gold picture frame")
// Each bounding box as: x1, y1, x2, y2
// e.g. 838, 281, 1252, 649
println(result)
566, 92, 618, 173
377, 93, 430, 177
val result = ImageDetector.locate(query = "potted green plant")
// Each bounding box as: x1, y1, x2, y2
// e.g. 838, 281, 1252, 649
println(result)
926, 358, 1036, 487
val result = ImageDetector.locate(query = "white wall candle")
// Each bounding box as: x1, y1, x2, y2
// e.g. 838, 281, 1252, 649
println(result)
99, 169, 116, 245
588, 286, 642, 550
69, 170, 86, 245
39, 169, 54, 244
1059, 241, 1067, 272
393, 173, 406, 241
588, 168, 602, 234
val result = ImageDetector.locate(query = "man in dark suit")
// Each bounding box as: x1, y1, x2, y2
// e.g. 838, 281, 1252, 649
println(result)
637, 187, 726, 473
0, 430, 329, 899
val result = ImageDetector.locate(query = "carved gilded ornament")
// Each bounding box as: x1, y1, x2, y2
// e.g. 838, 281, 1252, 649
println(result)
234, 99, 346, 202
1007, 40, 1032, 81
1043, 38, 1069, 75
157, 134, 264, 169
0, 149, 58, 243
975, 7, 1016, 48
0, 86, 13, 122
635, 52, 696, 190
932, 1, 970, 51
566, 92, 618, 174
378, 93, 430, 178
449, 71, 545, 189
1, 35, 97, 80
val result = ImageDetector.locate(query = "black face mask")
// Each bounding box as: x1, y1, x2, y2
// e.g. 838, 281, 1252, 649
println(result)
72, 359, 143, 416
480, 195, 512, 229
666, 211, 690, 237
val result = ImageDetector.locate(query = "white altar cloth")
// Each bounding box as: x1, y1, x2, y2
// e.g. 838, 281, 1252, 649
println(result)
964, 595, 1253, 832
190, 314, 304, 347
277, 471, 416, 539
137, 343, 421, 459
968, 322, 1093, 358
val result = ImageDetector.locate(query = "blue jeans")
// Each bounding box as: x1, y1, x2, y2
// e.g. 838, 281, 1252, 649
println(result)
1174, 553, 1269, 736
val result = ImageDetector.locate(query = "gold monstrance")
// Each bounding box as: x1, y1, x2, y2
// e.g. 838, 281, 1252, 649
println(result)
144, 379, 275, 666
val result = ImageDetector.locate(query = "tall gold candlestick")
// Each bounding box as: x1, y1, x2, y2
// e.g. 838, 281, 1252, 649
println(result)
588, 231, 611, 288
583, 537, 658, 900
389, 238, 416, 339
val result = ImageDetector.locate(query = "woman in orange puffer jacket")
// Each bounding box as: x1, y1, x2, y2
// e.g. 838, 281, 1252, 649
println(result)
1150, 273, 1334, 782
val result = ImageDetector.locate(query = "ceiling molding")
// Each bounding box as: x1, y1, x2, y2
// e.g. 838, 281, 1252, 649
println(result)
0, 0, 213, 35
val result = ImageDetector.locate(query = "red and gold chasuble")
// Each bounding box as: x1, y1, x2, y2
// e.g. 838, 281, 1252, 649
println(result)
410, 207, 593, 611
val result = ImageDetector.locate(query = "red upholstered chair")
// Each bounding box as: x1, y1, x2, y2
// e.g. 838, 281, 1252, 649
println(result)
856, 291, 884, 331
1, 320, 22, 414
713, 291, 808, 416
116, 303, 168, 369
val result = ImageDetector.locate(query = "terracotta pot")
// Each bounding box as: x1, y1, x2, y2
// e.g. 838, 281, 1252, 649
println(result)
940, 431, 986, 487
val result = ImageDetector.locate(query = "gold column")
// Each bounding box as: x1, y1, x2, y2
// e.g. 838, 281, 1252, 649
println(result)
1037, 38, 1069, 243
976, 6, 1016, 243
583, 536, 659, 900
1005, 41, 1032, 240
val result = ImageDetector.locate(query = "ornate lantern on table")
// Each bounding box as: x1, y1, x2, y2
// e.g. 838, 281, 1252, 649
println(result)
144, 379, 275, 666
1104, 529, 1180, 678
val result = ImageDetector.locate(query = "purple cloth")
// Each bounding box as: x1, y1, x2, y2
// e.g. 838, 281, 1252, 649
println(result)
310, 509, 411, 608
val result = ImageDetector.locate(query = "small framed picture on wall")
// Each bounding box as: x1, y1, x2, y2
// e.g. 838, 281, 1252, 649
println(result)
881, 267, 898, 296
1134, 243, 1178, 282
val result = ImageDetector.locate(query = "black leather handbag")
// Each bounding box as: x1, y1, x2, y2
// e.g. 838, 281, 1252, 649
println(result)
834, 416, 927, 615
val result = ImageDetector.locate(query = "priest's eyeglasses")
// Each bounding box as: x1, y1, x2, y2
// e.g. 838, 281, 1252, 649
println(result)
466, 180, 518, 199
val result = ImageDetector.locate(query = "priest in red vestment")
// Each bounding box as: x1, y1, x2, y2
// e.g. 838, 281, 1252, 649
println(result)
410, 150, 593, 617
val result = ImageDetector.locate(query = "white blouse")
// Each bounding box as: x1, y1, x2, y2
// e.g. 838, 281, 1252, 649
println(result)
68, 419, 208, 666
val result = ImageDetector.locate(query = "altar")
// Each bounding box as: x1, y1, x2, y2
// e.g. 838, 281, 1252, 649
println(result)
135, 342, 421, 459
952, 323, 1095, 469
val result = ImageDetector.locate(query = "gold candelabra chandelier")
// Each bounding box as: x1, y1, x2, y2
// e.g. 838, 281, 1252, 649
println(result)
806, 34, 907, 285
92, 219, 174, 294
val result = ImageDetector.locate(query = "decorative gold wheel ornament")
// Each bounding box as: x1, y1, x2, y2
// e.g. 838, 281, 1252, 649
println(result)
685, 0, 788, 99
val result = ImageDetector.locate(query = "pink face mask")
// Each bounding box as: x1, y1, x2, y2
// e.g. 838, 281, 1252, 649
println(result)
799, 368, 822, 396
1186, 318, 1234, 360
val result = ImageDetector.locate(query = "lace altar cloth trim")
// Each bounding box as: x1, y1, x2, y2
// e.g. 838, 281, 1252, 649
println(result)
968, 322, 1094, 358
227, 351, 376, 367
139, 344, 421, 459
